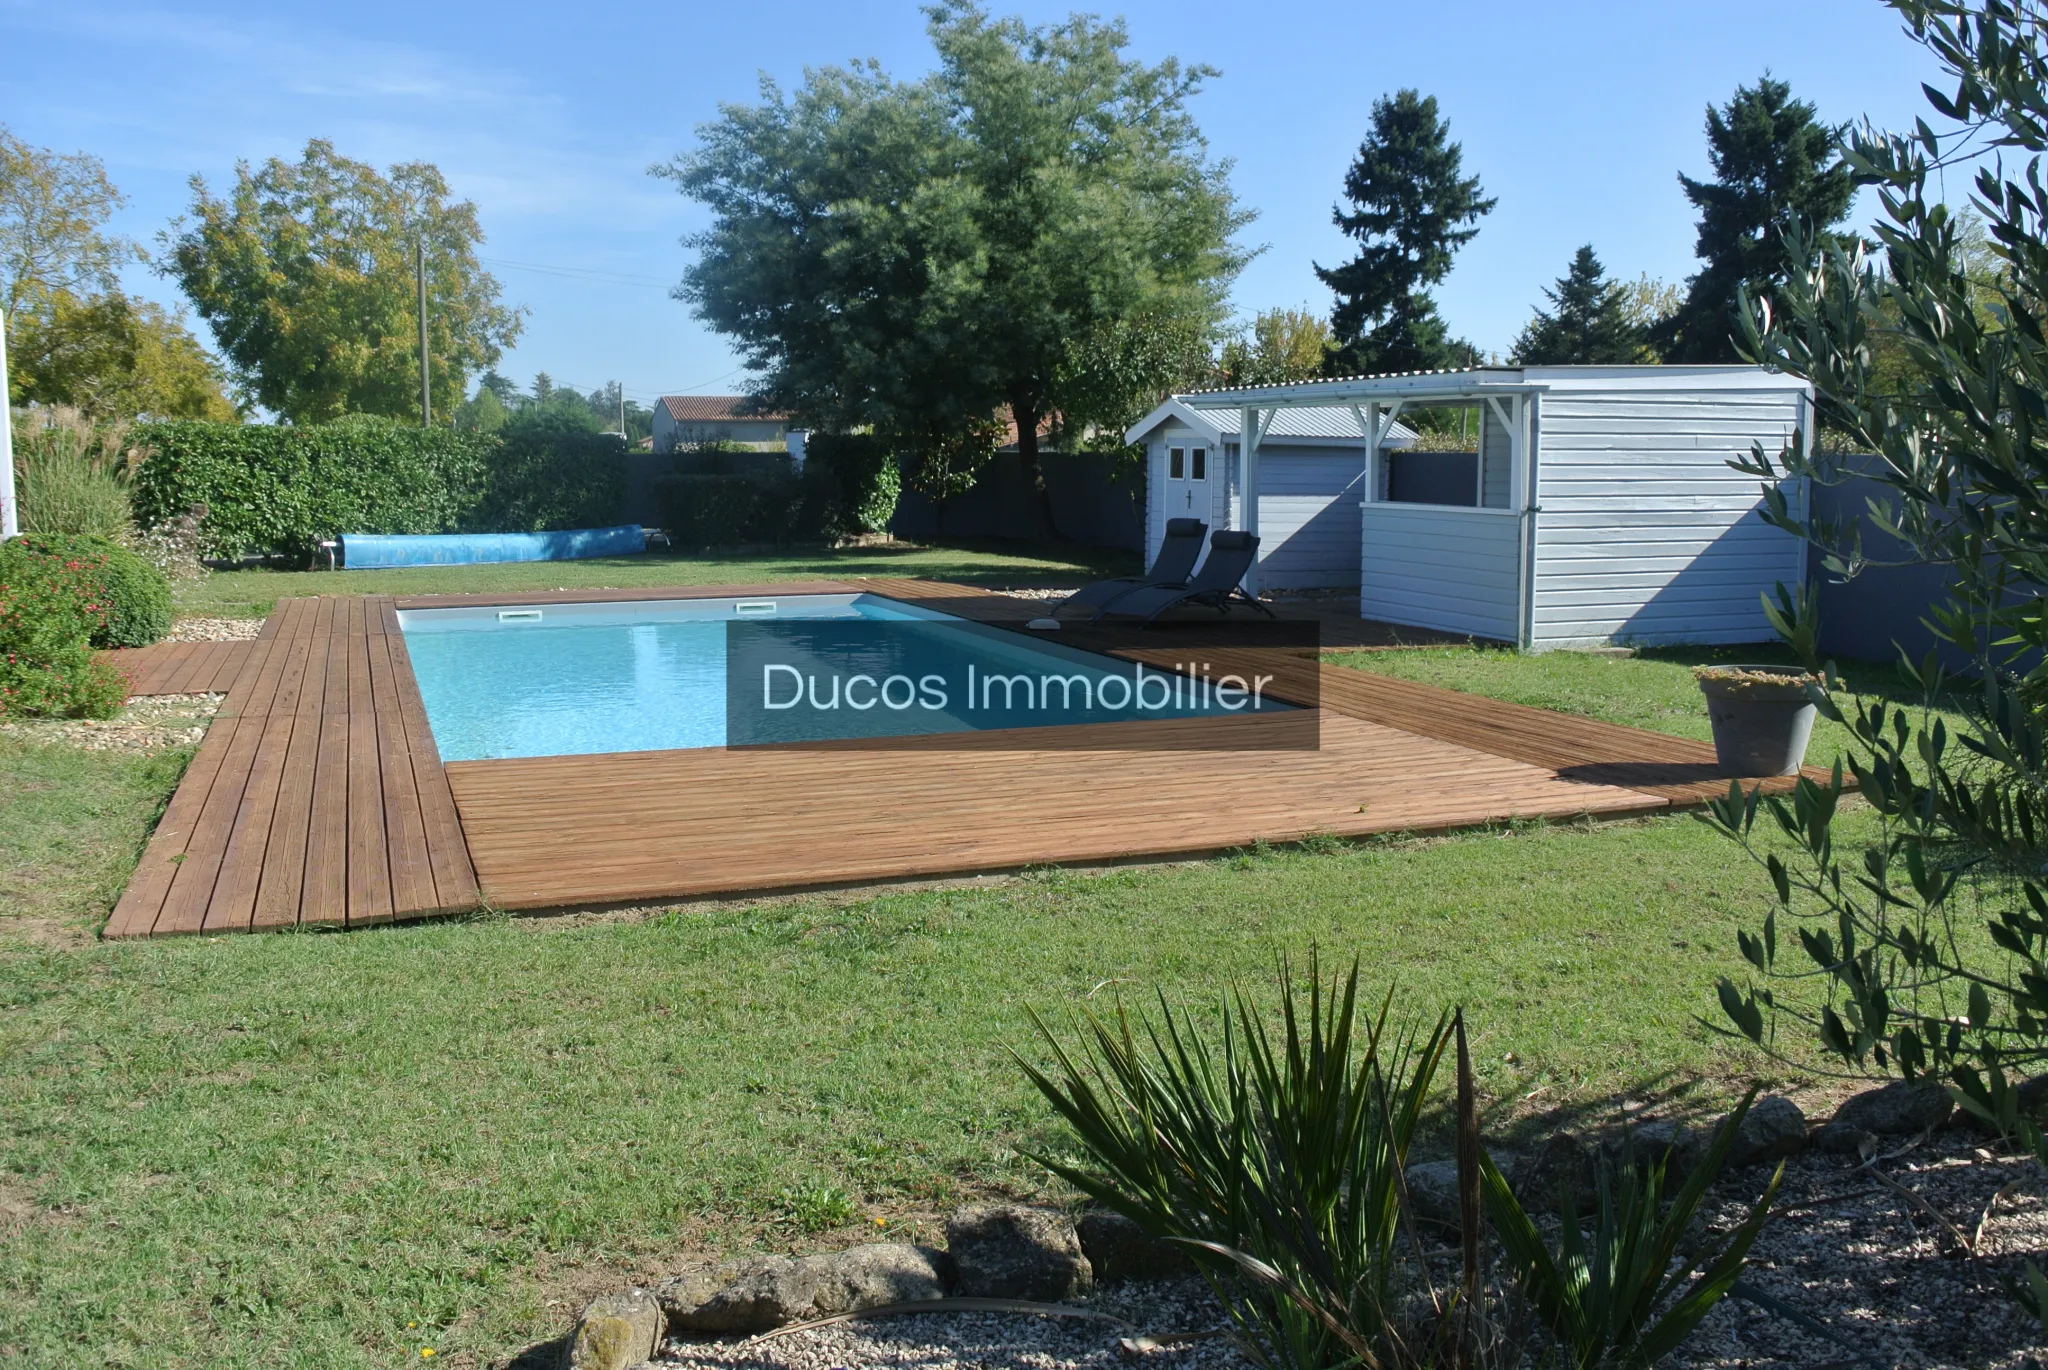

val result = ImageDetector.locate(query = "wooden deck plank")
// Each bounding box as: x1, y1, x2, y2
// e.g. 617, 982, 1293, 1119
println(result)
343, 597, 394, 926
203, 601, 315, 931
102, 714, 246, 938
448, 710, 1662, 910
366, 601, 437, 917
253, 598, 335, 929
300, 599, 355, 929
380, 600, 477, 911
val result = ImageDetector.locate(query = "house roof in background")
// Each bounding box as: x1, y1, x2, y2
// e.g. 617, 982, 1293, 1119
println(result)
657, 395, 790, 423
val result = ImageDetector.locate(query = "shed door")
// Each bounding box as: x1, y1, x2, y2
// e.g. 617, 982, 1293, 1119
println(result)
1165, 443, 1211, 520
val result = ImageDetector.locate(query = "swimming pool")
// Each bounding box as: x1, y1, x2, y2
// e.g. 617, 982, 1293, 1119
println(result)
397, 593, 1291, 760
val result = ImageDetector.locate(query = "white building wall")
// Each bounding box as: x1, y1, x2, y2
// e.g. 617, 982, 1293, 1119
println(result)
1530, 387, 1807, 648
1359, 506, 1522, 641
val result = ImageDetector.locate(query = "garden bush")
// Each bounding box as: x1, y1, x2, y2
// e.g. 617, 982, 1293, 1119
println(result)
654, 470, 806, 547
9, 535, 173, 648
128, 414, 627, 561
0, 539, 127, 718
804, 432, 901, 536
653, 435, 900, 545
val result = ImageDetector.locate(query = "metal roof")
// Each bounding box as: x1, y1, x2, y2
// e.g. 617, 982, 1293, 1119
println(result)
1178, 364, 1807, 410
1124, 396, 1417, 447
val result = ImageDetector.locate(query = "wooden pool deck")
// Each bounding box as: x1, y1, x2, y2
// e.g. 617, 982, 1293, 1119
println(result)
102, 580, 1817, 937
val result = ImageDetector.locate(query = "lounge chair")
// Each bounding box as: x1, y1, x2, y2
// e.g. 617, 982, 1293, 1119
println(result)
1053, 517, 1207, 617
1093, 530, 1275, 624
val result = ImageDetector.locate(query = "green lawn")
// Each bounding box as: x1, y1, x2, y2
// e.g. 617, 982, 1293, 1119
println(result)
2, 549, 1874, 1368
177, 540, 1131, 619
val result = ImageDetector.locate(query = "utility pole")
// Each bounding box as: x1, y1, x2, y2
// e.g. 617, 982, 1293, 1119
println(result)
617, 383, 625, 439
0, 311, 16, 539
416, 235, 431, 427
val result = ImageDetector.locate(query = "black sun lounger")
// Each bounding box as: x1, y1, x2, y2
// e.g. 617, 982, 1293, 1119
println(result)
1053, 517, 1207, 617
1093, 530, 1274, 624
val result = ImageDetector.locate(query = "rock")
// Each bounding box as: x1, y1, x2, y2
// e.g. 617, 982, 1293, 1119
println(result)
1816, 1125, 1879, 1160
564, 1289, 665, 1370
1819, 1080, 1954, 1151
1517, 1132, 1599, 1214
664, 1254, 836, 1333
946, 1204, 1092, 1300
817, 1242, 951, 1309
1729, 1096, 1809, 1165
1403, 1160, 1464, 1229
656, 1244, 950, 1335
1609, 1118, 1708, 1178
1077, 1211, 1194, 1283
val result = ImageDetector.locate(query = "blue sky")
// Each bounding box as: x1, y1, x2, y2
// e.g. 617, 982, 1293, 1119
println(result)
2, 0, 1950, 409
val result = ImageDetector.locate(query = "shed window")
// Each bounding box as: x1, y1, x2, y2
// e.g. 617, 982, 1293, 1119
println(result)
1190, 447, 1206, 480
1168, 447, 1185, 479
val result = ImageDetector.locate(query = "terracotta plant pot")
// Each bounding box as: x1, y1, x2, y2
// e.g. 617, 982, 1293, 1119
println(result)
1694, 664, 1820, 778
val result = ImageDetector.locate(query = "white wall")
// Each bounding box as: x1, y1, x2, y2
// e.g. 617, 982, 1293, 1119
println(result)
1359, 506, 1522, 641
1531, 387, 1807, 648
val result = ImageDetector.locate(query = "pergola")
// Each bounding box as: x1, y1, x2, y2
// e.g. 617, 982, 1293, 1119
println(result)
1177, 368, 1540, 598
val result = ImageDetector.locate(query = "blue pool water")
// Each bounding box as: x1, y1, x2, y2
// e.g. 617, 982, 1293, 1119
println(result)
399, 593, 1290, 761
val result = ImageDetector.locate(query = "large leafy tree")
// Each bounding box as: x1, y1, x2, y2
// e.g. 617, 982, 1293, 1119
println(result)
2, 127, 232, 419
1315, 90, 1494, 375
165, 140, 524, 424
661, 1, 1249, 481
1216, 307, 1333, 386
1656, 76, 1855, 362
1510, 245, 1645, 364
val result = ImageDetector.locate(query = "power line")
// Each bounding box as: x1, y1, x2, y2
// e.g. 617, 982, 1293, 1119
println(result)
478, 255, 671, 288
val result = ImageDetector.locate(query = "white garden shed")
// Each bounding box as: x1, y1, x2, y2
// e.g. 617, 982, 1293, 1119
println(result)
1124, 365, 1813, 650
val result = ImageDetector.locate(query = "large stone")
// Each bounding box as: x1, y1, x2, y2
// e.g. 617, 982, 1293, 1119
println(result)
946, 1204, 1092, 1300
1517, 1132, 1599, 1214
1729, 1096, 1809, 1166
1403, 1160, 1463, 1229
1821, 1080, 1954, 1147
663, 1254, 836, 1334
564, 1289, 665, 1370
817, 1243, 952, 1310
1077, 1211, 1194, 1284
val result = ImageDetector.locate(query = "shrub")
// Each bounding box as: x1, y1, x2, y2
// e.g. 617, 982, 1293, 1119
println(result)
654, 471, 806, 547
127, 415, 627, 561
804, 432, 900, 536
10, 406, 133, 538
0, 540, 126, 719
11, 534, 173, 648
1018, 959, 1777, 1370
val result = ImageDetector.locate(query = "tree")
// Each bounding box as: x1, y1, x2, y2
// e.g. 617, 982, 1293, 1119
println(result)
1710, 7, 2048, 1325
661, 0, 1249, 481
0, 127, 139, 324
164, 139, 524, 424
9, 292, 235, 420
1216, 307, 1333, 386
1655, 75, 1854, 363
1509, 245, 1644, 364
1316, 90, 1494, 375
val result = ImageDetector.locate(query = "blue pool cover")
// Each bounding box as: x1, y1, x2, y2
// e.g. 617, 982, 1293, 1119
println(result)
340, 525, 645, 569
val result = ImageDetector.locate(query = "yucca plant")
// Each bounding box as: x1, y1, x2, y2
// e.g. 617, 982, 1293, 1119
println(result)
1016, 957, 1452, 1369
1481, 1092, 1781, 1370
1017, 962, 1779, 1370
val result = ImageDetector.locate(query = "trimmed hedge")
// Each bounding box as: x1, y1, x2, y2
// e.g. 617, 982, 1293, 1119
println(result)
129, 415, 627, 561
654, 436, 901, 547
0, 539, 127, 719
10, 534, 173, 648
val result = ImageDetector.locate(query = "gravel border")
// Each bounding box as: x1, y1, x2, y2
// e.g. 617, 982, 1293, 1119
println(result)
1, 693, 222, 752
168, 616, 265, 642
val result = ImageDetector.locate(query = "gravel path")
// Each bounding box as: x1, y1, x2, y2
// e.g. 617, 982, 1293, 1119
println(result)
168, 616, 265, 641
1, 693, 221, 752
654, 1280, 1248, 1370
654, 1130, 2046, 1370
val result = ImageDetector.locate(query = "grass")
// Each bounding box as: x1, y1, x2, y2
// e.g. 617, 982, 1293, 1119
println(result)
176, 540, 1131, 619
1330, 638, 1971, 771
0, 547, 1902, 1367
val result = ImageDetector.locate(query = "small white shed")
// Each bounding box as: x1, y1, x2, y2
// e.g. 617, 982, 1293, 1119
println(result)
1124, 365, 1813, 650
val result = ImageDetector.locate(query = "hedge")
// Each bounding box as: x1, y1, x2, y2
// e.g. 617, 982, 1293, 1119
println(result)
0, 539, 127, 719
8, 535, 172, 648
654, 436, 900, 547
129, 415, 627, 560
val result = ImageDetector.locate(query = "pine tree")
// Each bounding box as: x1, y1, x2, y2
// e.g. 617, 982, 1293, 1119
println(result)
1315, 89, 1494, 375
1511, 245, 1644, 364
1656, 75, 1854, 363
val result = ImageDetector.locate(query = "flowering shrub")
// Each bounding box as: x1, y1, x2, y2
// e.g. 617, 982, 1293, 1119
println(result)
0, 540, 128, 719
9, 534, 173, 648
